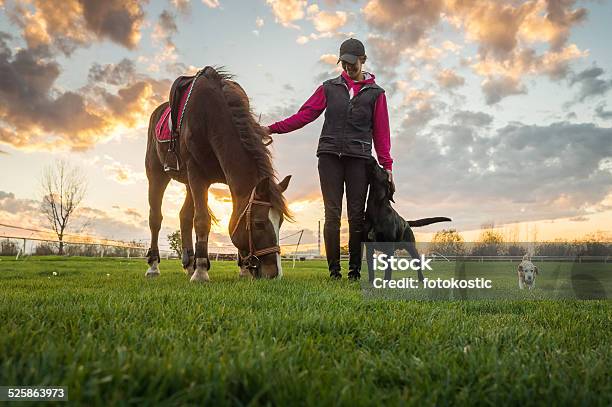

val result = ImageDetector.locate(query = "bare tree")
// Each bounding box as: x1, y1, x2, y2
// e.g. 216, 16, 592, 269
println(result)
40, 160, 87, 255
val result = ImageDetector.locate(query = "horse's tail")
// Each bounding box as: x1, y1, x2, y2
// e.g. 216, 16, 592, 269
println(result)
208, 206, 219, 226
408, 217, 452, 227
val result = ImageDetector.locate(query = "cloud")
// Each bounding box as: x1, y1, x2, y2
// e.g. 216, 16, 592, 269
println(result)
391, 119, 612, 229
540, 0, 587, 50
151, 10, 179, 64
0, 39, 170, 151
172, 0, 191, 14
307, 5, 347, 33
400, 102, 439, 135
101, 156, 146, 184
296, 30, 352, 44
5, 0, 147, 55
451, 1, 537, 59
319, 54, 338, 66
155, 10, 178, 43
472, 45, 586, 81
366, 35, 402, 79
436, 69, 465, 89
362, 0, 444, 47
0, 43, 103, 149
360, 0, 588, 102
266, 0, 307, 28
164, 62, 199, 77
79, 0, 145, 49
569, 66, 612, 102
481, 75, 527, 105
293, 5, 353, 46
74, 206, 149, 241
209, 186, 232, 202
88, 58, 136, 85
202, 0, 220, 8
595, 104, 612, 121
124, 208, 143, 219
451, 111, 493, 128
148, 10, 178, 68
395, 82, 441, 134
0, 191, 38, 215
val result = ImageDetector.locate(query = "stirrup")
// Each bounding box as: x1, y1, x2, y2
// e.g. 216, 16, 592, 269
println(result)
163, 151, 180, 172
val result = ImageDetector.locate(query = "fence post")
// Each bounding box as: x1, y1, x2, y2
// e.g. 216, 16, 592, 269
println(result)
292, 229, 304, 269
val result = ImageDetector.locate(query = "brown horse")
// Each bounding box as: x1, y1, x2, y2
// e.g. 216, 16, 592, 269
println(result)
144, 67, 292, 281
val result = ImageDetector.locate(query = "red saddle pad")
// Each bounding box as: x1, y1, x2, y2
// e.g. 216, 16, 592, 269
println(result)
155, 106, 172, 142
155, 86, 191, 143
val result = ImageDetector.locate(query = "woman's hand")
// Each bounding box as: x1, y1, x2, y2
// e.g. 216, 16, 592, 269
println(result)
260, 126, 273, 146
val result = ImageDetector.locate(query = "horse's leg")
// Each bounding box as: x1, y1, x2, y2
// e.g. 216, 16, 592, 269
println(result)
145, 171, 170, 277
180, 186, 195, 277
187, 168, 211, 283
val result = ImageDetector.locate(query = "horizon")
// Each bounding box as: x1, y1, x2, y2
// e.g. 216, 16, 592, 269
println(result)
1, 0, 611, 252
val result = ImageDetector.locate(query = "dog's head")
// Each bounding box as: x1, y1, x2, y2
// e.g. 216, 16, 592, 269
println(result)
367, 157, 395, 202
518, 260, 538, 285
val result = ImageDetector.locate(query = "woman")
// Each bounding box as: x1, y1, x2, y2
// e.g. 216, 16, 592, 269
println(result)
264, 38, 394, 280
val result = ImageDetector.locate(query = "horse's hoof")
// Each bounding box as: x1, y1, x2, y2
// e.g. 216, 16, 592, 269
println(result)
184, 266, 195, 277
145, 268, 160, 278
190, 270, 210, 283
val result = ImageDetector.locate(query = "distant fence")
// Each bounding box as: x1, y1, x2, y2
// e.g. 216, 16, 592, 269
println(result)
0, 235, 159, 259
0, 226, 319, 265
429, 254, 610, 263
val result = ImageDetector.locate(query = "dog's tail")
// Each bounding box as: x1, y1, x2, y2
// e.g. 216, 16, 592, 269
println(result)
408, 217, 452, 227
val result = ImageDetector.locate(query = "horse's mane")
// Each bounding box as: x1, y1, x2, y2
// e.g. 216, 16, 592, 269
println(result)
203, 66, 292, 220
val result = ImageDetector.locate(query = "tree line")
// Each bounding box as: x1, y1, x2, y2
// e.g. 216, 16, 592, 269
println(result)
429, 229, 612, 257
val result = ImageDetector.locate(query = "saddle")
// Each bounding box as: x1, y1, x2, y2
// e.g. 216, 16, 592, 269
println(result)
155, 68, 211, 171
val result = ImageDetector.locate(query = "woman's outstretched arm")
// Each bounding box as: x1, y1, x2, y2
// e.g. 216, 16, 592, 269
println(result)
372, 92, 393, 171
268, 86, 327, 134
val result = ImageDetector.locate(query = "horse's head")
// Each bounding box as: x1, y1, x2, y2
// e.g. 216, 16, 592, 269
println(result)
233, 175, 291, 278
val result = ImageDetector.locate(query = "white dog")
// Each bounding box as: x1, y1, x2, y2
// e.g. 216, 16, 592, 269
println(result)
517, 254, 538, 289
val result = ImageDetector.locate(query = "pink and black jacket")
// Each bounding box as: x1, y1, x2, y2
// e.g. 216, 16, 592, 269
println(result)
269, 71, 393, 170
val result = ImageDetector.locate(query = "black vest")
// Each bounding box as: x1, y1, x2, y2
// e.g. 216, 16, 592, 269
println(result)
317, 75, 384, 159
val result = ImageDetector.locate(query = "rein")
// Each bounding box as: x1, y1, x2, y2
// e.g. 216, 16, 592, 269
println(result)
230, 186, 280, 272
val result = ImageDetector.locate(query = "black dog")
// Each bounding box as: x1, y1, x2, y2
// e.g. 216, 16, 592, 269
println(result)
364, 158, 451, 281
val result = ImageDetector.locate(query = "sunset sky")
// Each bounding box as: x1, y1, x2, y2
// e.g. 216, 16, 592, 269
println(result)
1, 0, 611, 252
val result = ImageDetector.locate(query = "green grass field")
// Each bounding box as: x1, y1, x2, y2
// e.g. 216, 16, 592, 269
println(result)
0, 256, 610, 406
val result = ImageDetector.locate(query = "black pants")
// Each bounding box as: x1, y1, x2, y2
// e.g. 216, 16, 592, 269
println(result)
318, 154, 369, 273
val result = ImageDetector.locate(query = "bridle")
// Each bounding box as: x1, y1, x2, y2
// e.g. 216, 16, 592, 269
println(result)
230, 186, 281, 275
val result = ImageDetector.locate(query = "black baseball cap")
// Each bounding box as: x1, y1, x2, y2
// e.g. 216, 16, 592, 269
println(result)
337, 38, 365, 64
